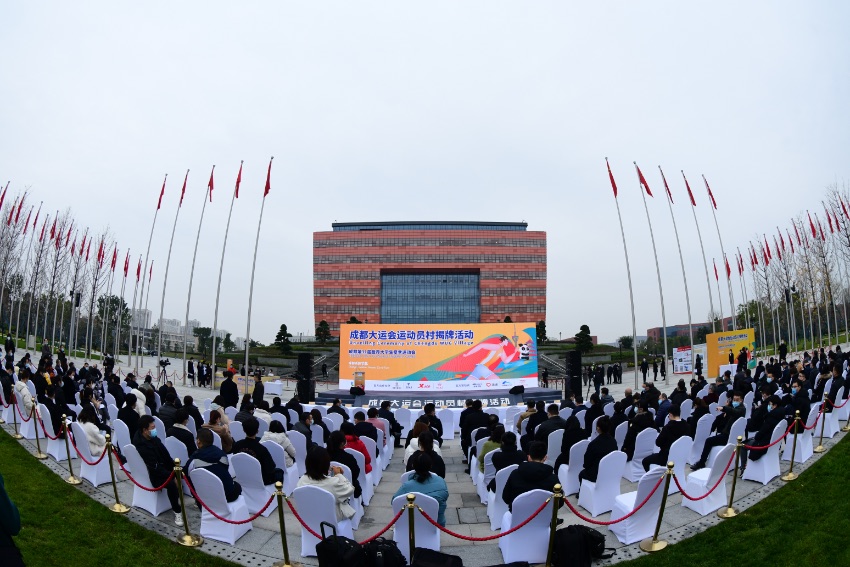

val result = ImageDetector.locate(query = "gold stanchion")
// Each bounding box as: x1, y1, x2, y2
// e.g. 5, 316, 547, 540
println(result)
407, 493, 417, 558
639, 461, 674, 553
272, 483, 301, 567
11, 396, 22, 439
717, 436, 742, 518
545, 484, 563, 567
62, 416, 81, 485
814, 393, 828, 453
174, 458, 203, 546
781, 411, 800, 482
106, 434, 130, 513
32, 406, 47, 460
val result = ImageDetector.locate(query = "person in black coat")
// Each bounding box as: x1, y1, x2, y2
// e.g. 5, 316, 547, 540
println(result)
669, 380, 689, 407
158, 393, 180, 430
741, 396, 786, 470
553, 415, 588, 472
534, 404, 567, 443
132, 415, 183, 521
642, 405, 690, 470
166, 408, 197, 457
789, 378, 811, 427
251, 375, 264, 407
423, 403, 444, 446
117, 393, 141, 439
461, 400, 490, 459
326, 431, 363, 498
182, 396, 204, 431
106, 375, 126, 409
502, 441, 559, 511
406, 431, 446, 479
378, 400, 403, 446
488, 432, 526, 491
232, 417, 281, 485
621, 402, 656, 460
582, 394, 605, 436
579, 416, 618, 484
828, 364, 846, 412
219, 372, 239, 408
38, 385, 65, 438
609, 402, 629, 432
328, 398, 350, 422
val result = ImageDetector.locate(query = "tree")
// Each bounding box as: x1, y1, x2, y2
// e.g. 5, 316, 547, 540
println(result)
618, 335, 634, 350
315, 320, 332, 344
193, 326, 212, 358
347, 316, 362, 325
249, 339, 264, 348
503, 316, 513, 323
535, 320, 547, 344
573, 324, 594, 354
223, 332, 235, 352
695, 325, 711, 344
274, 323, 293, 354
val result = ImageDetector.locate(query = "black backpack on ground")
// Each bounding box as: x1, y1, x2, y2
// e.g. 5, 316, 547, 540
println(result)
410, 548, 463, 567
552, 525, 614, 567
571, 524, 613, 560
315, 522, 368, 567
363, 537, 407, 567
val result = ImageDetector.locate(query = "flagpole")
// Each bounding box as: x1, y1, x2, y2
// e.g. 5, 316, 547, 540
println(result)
42, 217, 63, 354
0, 191, 22, 333
212, 161, 241, 387
714, 258, 725, 333
115, 251, 129, 364
101, 252, 117, 360
682, 173, 716, 333
245, 157, 273, 397
183, 166, 213, 386
736, 249, 751, 330
142, 262, 153, 376
51, 227, 73, 348
751, 247, 767, 353
157, 170, 188, 384
128, 259, 141, 368
703, 176, 736, 331
25, 214, 50, 349
135, 174, 166, 373
16, 203, 43, 341
606, 159, 639, 388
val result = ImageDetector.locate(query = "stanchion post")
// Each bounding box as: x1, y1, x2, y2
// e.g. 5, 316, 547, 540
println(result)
815, 393, 828, 453
62, 416, 81, 485
843, 403, 850, 432
639, 462, 674, 553
407, 493, 417, 558
106, 434, 130, 513
174, 458, 203, 547
717, 436, 742, 518
545, 484, 563, 567
32, 406, 47, 459
272, 483, 301, 567
782, 411, 800, 482
11, 395, 22, 439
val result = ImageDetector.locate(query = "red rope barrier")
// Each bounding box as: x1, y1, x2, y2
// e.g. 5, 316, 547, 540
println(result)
743, 422, 795, 450
15, 401, 33, 422
69, 434, 109, 466
110, 448, 176, 491
827, 397, 850, 410
36, 415, 61, 441
185, 476, 274, 524
417, 497, 552, 541
285, 498, 321, 539
560, 474, 665, 526
804, 405, 824, 430
672, 450, 736, 501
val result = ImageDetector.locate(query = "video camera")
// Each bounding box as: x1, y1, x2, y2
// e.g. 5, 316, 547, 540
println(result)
160, 358, 171, 367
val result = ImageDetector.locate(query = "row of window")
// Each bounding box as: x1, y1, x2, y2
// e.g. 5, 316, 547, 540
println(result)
315, 306, 379, 315
315, 289, 381, 297
314, 288, 545, 298
332, 223, 527, 232
315, 238, 546, 248
314, 271, 547, 280
481, 288, 546, 296
314, 254, 546, 264
481, 305, 547, 313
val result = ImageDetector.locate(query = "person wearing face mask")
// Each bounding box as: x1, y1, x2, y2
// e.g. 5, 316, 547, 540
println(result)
740, 395, 785, 474
789, 378, 810, 426
746, 386, 773, 433
760, 368, 779, 395
132, 414, 184, 525
691, 391, 745, 470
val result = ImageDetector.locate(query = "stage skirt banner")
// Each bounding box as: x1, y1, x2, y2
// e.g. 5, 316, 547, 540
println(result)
706, 328, 756, 378
339, 323, 539, 392
673, 346, 692, 374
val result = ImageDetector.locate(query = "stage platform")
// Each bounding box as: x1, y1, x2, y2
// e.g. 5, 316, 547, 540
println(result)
315, 386, 563, 408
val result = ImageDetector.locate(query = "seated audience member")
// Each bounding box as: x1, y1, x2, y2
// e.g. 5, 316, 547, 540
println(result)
117, 393, 141, 439
132, 415, 184, 525
210, 396, 232, 425
166, 407, 197, 457
702, 384, 719, 405
621, 401, 656, 460
553, 415, 588, 472
535, 404, 567, 443
186, 428, 242, 502
502, 441, 559, 512
643, 404, 690, 471
478, 425, 505, 473
254, 401, 273, 425
609, 402, 629, 431
78, 407, 107, 457
669, 380, 689, 407
263, 420, 298, 467
340, 421, 372, 474
326, 430, 363, 498
583, 394, 605, 435
183, 396, 204, 431
232, 417, 281, 485
157, 393, 180, 430
234, 402, 254, 423
692, 391, 746, 470
461, 400, 490, 459
353, 411, 379, 447
378, 400, 403, 447
516, 401, 537, 431
488, 431, 525, 492
688, 398, 710, 436
406, 430, 446, 478
405, 420, 439, 455
365, 407, 390, 447
789, 378, 811, 426
422, 403, 444, 446
327, 398, 349, 422
297, 447, 357, 522
107, 374, 126, 409
293, 412, 316, 449
740, 395, 786, 472
600, 387, 615, 406
269, 396, 286, 417
38, 385, 65, 438
579, 416, 617, 484
654, 393, 672, 427
79, 387, 110, 435
393, 453, 449, 526
311, 408, 331, 445
203, 409, 233, 454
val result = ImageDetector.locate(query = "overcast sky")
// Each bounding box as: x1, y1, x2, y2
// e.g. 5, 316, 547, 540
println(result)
2, 2, 848, 345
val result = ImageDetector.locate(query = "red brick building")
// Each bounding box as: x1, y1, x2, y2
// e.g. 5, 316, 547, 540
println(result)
313, 222, 547, 335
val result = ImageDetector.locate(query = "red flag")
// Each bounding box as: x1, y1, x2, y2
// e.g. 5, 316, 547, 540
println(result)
156, 174, 167, 210
96, 239, 103, 266
793, 221, 801, 246
136, 258, 142, 281
762, 245, 769, 266
70, 237, 77, 257
149, 261, 154, 283
235, 161, 243, 198
808, 211, 817, 238
32, 207, 40, 233
774, 236, 782, 262
264, 157, 273, 197
80, 233, 87, 258
750, 246, 757, 268
818, 217, 825, 241
111, 245, 117, 272
724, 255, 731, 278
14, 195, 25, 224
65, 223, 73, 248
0, 182, 7, 212
606, 158, 618, 198
737, 253, 744, 276
702, 175, 718, 209
635, 163, 653, 196
713, 258, 719, 281
208, 165, 215, 202
123, 250, 130, 277
778, 230, 785, 252
681, 171, 697, 206
49, 217, 57, 241
787, 229, 795, 254
764, 235, 771, 260
39, 218, 47, 243
85, 240, 91, 261
21, 207, 32, 236
179, 169, 189, 208
658, 166, 673, 203
6, 197, 17, 226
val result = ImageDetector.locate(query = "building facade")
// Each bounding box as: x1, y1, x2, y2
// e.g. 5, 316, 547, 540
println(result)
646, 317, 735, 340
313, 221, 547, 334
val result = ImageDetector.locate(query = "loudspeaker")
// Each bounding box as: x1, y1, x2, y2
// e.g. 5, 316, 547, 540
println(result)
509, 385, 525, 395
565, 350, 582, 397
297, 353, 313, 379
349, 386, 365, 396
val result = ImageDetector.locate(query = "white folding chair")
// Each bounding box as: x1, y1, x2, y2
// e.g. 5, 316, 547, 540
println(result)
287, 409, 300, 427
153, 416, 167, 440
224, 406, 238, 421
202, 410, 211, 424
680, 399, 693, 421
16, 396, 36, 439
654, 436, 693, 495
609, 466, 667, 544
262, 441, 299, 496
624, 429, 658, 482
0, 388, 13, 423
376, 427, 391, 469
681, 443, 734, 516
470, 437, 487, 485
163, 437, 192, 496
310, 424, 326, 448
230, 453, 278, 517
475, 449, 499, 505
392, 492, 441, 562
557, 439, 589, 496
107, 404, 119, 424
345, 447, 373, 506
707, 418, 745, 468
360, 436, 382, 486
122, 444, 172, 516
229, 422, 246, 444
400, 470, 414, 483
558, 408, 573, 421
603, 403, 615, 417
743, 392, 754, 419
488, 464, 518, 530
437, 408, 455, 439
70, 421, 112, 486
394, 408, 412, 432
189, 468, 253, 545
186, 417, 198, 439
822, 387, 844, 439
325, 412, 342, 431
784, 405, 817, 464
203, 398, 212, 410
578, 450, 627, 517
588, 416, 602, 441
544, 429, 564, 467
614, 421, 628, 450
210, 429, 223, 450
288, 430, 309, 477
37, 404, 66, 461
291, 485, 354, 557
688, 414, 714, 465
742, 420, 786, 485
498, 489, 553, 564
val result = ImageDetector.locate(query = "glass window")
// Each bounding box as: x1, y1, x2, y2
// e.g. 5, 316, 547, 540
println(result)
380, 273, 480, 324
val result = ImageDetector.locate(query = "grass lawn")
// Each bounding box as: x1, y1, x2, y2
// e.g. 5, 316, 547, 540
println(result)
619, 433, 850, 566
0, 433, 240, 567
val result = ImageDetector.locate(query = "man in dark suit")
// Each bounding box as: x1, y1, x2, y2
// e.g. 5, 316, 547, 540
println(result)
378, 400, 403, 447
183, 395, 204, 431
423, 403, 444, 446
107, 374, 126, 409
534, 404, 567, 443
251, 375, 264, 407
642, 405, 690, 470
582, 394, 604, 435
789, 378, 811, 426
38, 385, 65, 438
622, 401, 656, 460
502, 441, 560, 512
461, 400, 490, 460
740, 395, 785, 471
827, 363, 846, 413
328, 398, 350, 421
579, 416, 618, 484
692, 391, 746, 470
353, 411, 379, 445
166, 408, 197, 457
219, 371, 239, 408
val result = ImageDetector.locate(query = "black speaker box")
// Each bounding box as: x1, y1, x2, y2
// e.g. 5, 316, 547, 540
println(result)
509, 385, 525, 395
297, 353, 313, 378
349, 386, 365, 396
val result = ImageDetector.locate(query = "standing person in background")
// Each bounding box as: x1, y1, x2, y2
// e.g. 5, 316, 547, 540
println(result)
640, 358, 649, 382
251, 374, 264, 407
219, 371, 238, 408
187, 358, 196, 385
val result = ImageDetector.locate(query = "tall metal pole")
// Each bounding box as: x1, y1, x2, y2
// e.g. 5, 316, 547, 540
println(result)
25, 213, 50, 349
704, 176, 736, 330
157, 170, 188, 381
212, 161, 241, 385
683, 172, 716, 333
183, 166, 214, 384
114, 253, 129, 364
141, 262, 153, 376
714, 258, 725, 331
736, 248, 751, 330
101, 253, 117, 358
660, 167, 693, 357
128, 258, 141, 367
135, 174, 166, 372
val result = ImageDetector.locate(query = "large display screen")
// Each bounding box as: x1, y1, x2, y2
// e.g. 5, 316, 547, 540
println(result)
339, 323, 539, 391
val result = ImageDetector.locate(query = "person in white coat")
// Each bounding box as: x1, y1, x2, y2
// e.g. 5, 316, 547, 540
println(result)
78, 407, 107, 456
13, 370, 34, 419
297, 447, 356, 521
263, 420, 297, 467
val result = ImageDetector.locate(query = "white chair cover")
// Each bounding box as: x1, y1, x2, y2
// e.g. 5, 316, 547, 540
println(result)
189, 468, 253, 545
345, 447, 373, 506
392, 492, 441, 563
203, 398, 212, 410
578, 450, 626, 517
487, 464, 519, 530
624, 429, 659, 482
310, 424, 325, 448
822, 387, 844, 439
394, 408, 413, 432
291, 485, 354, 557
153, 416, 167, 440
230, 453, 278, 517
360, 436, 382, 487
656, 436, 693, 495
744, 392, 754, 419
680, 399, 693, 421
255, 419, 268, 439
324, 412, 343, 432
437, 408, 455, 439
70, 421, 112, 487
609, 466, 667, 544
287, 409, 300, 427
16, 395, 36, 440
163, 437, 192, 496
682, 443, 734, 516
400, 470, 414, 483
544, 429, 564, 467
614, 421, 628, 450
498, 489, 553, 564
688, 414, 714, 465
262, 441, 299, 496
603, 403, 615, 417
558, 408, 574, 422
288, 430, 309, 477
707, 418, 745, 468
38, 404, 66, 462
557, 439, 589, 497
224, 406, 238, 421
331, 461, 362, 529
589, 416, 602, 441
210, 429, 223, 450
784, 404, 817, 464
742, 420, 786, 485
376, 429, 390, 470
229, 421, 247, 444
122, 443, 172, 516
0, 388, 13, 423
107, 404, 119, 424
